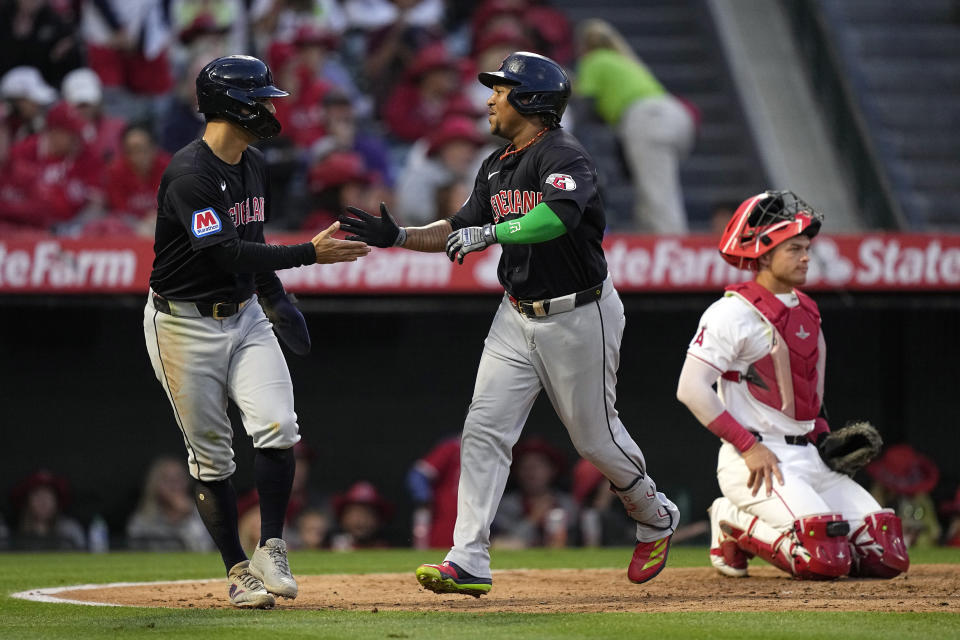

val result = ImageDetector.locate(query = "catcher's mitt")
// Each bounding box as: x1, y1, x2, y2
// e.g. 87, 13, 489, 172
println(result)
817, 420, 883, 477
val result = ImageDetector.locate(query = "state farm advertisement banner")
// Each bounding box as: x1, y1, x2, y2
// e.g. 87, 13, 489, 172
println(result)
2, 233, 960, 294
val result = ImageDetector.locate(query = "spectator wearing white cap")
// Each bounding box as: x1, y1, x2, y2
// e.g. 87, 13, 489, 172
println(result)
0, 65, 57, 141
61, 67, 127, 164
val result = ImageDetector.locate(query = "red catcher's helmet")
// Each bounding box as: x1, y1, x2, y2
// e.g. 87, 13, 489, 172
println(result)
718, 190, 823, 270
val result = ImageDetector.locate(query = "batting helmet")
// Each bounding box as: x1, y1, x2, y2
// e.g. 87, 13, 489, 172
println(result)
196, 55, 289, 139
718, 190, 823, 270
478, 51, 570, 122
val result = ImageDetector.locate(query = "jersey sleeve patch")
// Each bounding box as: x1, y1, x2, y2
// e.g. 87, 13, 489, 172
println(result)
192, 207, 222, 237
546, 173, 577, 191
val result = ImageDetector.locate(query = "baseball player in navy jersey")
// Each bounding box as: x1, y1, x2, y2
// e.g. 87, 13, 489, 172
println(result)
340, 51, 679, 597
676, 191, 909, 580
143, 55, 369, 608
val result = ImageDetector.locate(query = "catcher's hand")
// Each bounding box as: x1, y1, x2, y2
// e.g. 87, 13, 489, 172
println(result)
445, 224, 497, 264
339, 202, 403, 248
261, 292, 310, 356
817, 420, 883, 477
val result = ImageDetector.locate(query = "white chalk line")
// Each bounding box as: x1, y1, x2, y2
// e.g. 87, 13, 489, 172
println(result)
10, 578, 220, 607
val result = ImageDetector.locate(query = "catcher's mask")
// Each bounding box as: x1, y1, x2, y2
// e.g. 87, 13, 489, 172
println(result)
196, 55, 289, 139
478, 51, 570, 125
718, 190, 823, 270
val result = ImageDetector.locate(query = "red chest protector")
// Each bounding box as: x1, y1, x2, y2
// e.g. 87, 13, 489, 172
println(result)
723, 281, 822, 420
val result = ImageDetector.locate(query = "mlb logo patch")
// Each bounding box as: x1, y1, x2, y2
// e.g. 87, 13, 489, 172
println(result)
546, 173, 576, 191
192, 208, 222, 237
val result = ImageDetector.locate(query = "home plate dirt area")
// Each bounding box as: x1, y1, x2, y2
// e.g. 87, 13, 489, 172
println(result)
45, 565, 960, 613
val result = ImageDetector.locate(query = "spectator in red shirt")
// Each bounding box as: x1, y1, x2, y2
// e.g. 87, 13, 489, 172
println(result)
0, 114, 40, 234
302, 151, 385, 230
287, 23, 372, 120
270, 40, 333, 150
6, 101, 104, 231
61, 67, 126, 165
407, 434, 461, 549
99, 123, 170, 236
470, 0, 574, 65
80, 0, 174, 120
381, 43, 467, 143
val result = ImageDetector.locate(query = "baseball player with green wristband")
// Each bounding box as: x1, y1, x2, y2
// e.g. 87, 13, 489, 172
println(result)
340, 51, 679, 597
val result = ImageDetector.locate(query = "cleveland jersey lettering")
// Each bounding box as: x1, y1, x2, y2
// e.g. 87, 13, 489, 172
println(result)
490, 190, 542, 222
452, 128, 607, 300
229, 196, 266, 226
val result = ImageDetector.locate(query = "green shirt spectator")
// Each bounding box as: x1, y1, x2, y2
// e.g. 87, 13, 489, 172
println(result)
576, 49, 665, 126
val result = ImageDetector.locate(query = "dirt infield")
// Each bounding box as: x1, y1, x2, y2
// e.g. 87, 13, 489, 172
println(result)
48, 564, 960, 613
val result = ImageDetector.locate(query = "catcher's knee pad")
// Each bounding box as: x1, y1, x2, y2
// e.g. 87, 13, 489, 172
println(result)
849, 509, 910, 578
791, 514, 852, 580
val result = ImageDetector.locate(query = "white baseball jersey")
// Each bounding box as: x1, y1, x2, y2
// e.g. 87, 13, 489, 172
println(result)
687, 291, 820, 439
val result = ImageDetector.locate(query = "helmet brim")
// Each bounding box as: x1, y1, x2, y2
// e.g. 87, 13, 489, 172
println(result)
478, 71, 520, 89
245, 85, 289, 99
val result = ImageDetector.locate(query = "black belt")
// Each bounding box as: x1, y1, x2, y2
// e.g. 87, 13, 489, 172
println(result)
508, 283, 603, 319
152, 293, 248, 319
750, 431, 808, 446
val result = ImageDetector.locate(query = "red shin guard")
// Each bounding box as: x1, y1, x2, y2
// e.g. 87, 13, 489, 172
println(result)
849, 511, 910, 578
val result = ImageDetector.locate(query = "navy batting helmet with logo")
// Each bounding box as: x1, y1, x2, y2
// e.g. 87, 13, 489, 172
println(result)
196, 55, 289, 139
478, 51, 570, 123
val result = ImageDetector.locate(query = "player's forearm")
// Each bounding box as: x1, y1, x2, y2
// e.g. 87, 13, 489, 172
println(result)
205, 238, 316, 273
677, 355, 756, 452
398, 220, 452, 252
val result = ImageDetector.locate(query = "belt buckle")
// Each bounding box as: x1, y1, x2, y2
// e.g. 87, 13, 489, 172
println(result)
212, 302, 233, 319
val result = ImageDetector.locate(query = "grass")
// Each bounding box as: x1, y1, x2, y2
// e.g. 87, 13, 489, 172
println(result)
0, 547, 958, 640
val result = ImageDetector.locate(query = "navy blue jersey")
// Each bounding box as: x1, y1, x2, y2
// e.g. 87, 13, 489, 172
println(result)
150, 140, 271, 301
450, 128, 608, 300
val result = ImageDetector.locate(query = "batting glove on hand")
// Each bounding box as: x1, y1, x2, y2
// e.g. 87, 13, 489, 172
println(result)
262, 292, 310, 356
339, 202, 405, 248
446, 224, 497, 264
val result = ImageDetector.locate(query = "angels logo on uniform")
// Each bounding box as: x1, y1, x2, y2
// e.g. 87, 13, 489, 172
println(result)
192, 207, 222, 237
546, 173, 576, 191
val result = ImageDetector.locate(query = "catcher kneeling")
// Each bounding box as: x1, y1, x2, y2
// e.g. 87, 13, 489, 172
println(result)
677, 191, 908, 580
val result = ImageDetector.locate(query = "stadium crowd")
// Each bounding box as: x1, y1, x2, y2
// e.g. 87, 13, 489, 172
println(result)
3, 436, 959, 553
0, 0, 583, 237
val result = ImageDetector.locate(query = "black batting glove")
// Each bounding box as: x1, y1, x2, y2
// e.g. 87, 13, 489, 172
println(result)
445, 224, 497, 264
339, 202, 402, 248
